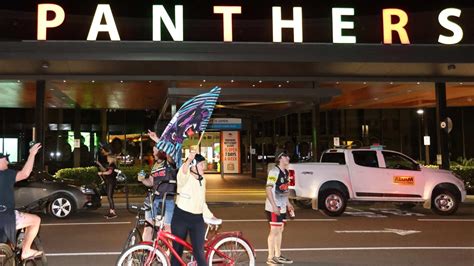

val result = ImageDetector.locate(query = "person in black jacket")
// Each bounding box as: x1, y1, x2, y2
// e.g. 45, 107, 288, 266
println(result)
139, 146, 177, 238
98, 155, 118, 219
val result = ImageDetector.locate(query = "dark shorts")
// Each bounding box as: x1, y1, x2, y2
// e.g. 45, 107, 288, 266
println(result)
265, 211, 287, 227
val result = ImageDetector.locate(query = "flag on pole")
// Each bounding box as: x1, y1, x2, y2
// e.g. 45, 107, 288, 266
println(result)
156, 87, 221, 166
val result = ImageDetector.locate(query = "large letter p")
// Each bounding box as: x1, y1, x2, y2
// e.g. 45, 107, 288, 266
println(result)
37, 4, 65, 40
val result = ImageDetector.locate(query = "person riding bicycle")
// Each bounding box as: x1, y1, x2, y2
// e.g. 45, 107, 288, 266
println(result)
138, 146, 177, 240
0, 143, 43, 260
171, 147, 219, 266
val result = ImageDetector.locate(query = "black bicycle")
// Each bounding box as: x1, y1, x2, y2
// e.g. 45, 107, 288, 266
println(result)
120, 188, 158, 254
120, 181, 174, 254
0, 207, 47, 266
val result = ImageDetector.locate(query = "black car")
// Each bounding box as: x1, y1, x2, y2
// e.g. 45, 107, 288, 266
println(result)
14, 172, 101, 219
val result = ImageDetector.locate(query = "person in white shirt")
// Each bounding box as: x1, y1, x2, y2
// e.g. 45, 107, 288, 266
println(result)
171, 147, 218, 266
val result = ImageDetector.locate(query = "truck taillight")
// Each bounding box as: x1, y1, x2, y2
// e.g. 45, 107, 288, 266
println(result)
289, 169, 295, 186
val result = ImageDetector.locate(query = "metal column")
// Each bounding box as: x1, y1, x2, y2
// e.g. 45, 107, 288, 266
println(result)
250, 117, 257, 178
34, 80, 46, 172
73, 105, 81, 167
435, 82, 450, 170
311, 101, 320, 161
100, 109, 108, 144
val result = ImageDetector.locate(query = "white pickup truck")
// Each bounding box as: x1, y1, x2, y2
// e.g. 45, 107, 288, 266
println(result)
288, 148, 467, 216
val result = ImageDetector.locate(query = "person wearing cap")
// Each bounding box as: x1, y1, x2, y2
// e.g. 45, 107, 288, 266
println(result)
265, 151, 294, 265
170, 146, 219, 266
138, 146, 177, 240
0, 143, 43, 260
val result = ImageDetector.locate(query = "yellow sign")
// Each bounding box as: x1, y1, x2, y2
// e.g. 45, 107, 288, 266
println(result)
393, 176, 415, 185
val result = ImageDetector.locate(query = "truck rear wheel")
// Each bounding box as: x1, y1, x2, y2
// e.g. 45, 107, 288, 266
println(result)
319, 189, 347, 217
431, 189, 459, 215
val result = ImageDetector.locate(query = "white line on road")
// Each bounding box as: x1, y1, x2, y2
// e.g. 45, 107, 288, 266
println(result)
45, 247, 474, 256
223, 219, 337, 222
418, 219, 474, 222
47, 252, 121, 256
42, 222, 131, 226
42, 219, 334, 226
254, 247, 474, 252
335, 228, 420, 236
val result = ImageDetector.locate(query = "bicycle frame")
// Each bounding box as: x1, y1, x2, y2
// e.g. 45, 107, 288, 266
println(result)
139, 181, 254, 265
143, 227, 245, 266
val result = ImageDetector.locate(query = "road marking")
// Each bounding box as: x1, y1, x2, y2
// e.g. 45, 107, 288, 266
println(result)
418, 219, 474, 222
335, 228, 420, 236
344, 207, 387, 218
43, 219, 334, 226
369, 208, 425, 217
254, 247, 474, 252
223, 219, 336, 222
42, 222, 131, 226
46, 247, 474, 256
47, 252, 121, 256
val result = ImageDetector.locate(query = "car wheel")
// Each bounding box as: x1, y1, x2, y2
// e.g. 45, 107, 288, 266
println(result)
431, 189, 459, 215
291, 199, 312, 209
319, 189, 347, 217
49, 194, 76, 219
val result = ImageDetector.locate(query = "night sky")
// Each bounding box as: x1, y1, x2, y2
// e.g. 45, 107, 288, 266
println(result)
2, 0, 474, 18
0, 1, 473, 42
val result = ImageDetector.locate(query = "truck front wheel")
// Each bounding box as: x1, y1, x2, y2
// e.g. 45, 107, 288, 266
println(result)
319, 189, 347, 217
431, 189, 459, 215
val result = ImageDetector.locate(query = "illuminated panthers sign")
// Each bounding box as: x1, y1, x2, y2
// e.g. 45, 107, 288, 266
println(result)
36, 4, 465, 45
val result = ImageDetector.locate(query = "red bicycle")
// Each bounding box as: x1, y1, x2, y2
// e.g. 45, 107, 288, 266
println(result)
116, 190, 255, 266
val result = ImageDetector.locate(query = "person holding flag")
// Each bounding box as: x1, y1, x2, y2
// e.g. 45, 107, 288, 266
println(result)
152, 87, 222, 266
170, 146, 220, 266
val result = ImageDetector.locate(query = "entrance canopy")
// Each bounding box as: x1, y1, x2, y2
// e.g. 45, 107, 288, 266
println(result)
0, 41, 473, 115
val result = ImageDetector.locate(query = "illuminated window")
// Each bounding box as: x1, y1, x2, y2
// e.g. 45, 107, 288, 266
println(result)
0, 138, 19, 163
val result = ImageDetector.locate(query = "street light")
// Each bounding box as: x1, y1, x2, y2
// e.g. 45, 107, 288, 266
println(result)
416, 109, 430, 164
417, 109, 424, 162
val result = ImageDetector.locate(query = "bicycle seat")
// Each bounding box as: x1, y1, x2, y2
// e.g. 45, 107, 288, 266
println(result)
204, 217, 222, 225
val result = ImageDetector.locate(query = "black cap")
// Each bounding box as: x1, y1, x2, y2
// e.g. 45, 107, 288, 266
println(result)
0, 153, 10, 159
275, 151, 289, 162
194, 154, 206, 163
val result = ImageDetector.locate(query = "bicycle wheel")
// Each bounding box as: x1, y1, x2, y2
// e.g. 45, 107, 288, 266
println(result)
122, 229, 142, 254
116, 244, 169, 266
0, 243, 15, 266
207, 236, 255, 266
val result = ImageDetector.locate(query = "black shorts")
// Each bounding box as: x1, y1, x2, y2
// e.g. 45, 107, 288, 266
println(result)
265, 211, 287, 227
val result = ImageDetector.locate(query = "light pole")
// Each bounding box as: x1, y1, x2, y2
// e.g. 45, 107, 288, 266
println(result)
417, 109, 430, 164
417, 109, 424, 162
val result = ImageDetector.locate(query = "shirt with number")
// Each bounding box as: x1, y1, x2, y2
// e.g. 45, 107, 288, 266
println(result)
265, 166, 290, 213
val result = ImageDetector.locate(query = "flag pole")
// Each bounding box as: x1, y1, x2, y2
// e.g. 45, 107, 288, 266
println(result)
197, 131, 206, 146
